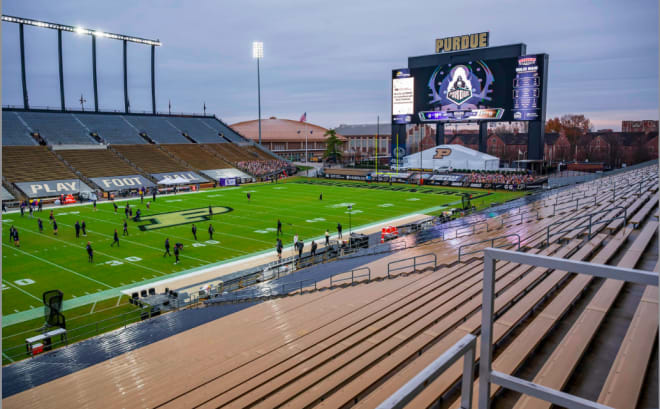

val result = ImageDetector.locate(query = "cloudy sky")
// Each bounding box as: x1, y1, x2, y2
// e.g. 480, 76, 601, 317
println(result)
2, 0, 658, 130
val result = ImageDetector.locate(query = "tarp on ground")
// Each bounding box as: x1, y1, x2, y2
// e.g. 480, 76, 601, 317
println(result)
1, 186, 15, 201
201, 168, 252, 180
14, 179, 94, 198
90, 175, 155, 191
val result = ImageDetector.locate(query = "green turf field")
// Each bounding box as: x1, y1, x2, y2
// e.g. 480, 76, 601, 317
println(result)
1, 178, 523, 329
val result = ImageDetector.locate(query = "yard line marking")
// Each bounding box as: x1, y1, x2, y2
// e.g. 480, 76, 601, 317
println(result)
3, 243, 113, 289
2, 279, 45, 302
3, 351, 15, 363
6, 225, 179, 277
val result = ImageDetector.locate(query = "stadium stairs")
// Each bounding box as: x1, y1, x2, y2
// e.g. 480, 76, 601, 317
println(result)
2, 165, 655, 408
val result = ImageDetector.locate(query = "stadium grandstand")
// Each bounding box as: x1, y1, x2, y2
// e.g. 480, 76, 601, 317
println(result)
2, 9, 657, 409
2, 162, 657, 408
2, 108, 288, 200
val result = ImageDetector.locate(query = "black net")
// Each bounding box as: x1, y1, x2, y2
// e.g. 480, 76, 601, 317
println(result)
42, 290, 64, 329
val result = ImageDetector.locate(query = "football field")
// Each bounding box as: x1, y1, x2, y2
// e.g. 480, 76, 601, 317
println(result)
2, 178, 524, 320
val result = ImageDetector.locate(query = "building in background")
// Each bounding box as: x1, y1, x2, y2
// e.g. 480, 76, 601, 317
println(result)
621, 120, 658, 133
231, 117, 345, 162
334, 123, 391, 163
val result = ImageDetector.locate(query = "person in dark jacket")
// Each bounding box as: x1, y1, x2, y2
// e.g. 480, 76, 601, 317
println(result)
81, 220, 87, 236
123, 220, 129, 236
163, 238, 171, 256
311, 240, 317, 257
75, 221, 81, 238
111, 229, 120, 247
86, 242, 93, 263
276, 238, 283, 261
192, 224, 198, 240
52, 219, 58, 235
337, 223, 342, 239
173, 245, 180, 264
208, 224, 215, 240
38, 218, 44, 232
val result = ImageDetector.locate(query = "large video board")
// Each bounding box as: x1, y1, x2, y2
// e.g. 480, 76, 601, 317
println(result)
392, 54, 547, 124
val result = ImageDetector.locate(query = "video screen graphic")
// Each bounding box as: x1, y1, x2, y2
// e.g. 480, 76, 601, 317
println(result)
392, 69, 414, 124
392, 54, 546, 123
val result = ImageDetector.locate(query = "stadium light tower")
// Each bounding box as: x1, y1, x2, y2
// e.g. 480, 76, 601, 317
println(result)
253, 41, 263, 145
1, 15, 161, 113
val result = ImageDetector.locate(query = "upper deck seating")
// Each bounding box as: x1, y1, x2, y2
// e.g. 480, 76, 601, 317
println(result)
19, 112, 97, 145
166, 117, 225, 143
201, 117, 247, 143
57, 149, 140, 178
122, 116, 190, 144
2, 112, 37, 146
75, 114, 146, 144
3, 146, 77, 183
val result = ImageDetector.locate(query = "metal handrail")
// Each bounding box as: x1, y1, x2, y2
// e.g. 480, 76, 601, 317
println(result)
500, 209, 539, 226
387, 253, 437, 278
330, 267, 371, 286
458, 234, 521, 263
376, 333, 477, 409
479, 248, 658, 409
545, 206, 627, 245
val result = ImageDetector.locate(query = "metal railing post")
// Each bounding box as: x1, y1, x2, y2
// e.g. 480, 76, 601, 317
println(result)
478, 252, 496, 409
413, 257, 416, 272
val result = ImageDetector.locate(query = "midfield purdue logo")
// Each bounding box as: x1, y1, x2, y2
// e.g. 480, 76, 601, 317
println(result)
435, 32, 489, 53
137, 207, 232, 231
433, 148, 452, 159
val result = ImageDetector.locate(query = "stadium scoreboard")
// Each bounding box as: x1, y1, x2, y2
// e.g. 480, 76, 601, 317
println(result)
392, 36, 548, 124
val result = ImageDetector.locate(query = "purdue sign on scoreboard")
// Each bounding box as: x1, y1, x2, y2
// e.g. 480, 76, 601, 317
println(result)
435, 32, 489, 53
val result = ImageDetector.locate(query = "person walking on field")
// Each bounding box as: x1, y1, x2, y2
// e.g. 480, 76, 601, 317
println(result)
208, 224, 215, 240
163, 238, 171, 257
174, 245, 180, 264
52, 219, 58, 235
111, 229, 120, 247
113, 201, 118, 213
38, 218, 43, 233
247, 192, 251, 202
75, 220, 81, 238
81, 220, 87, 236
319, 192, 323, 201
192, 224, 198, 240
277, 219, 282, 236
123, 220, 129, 236
276, 238, 283, 261
86, 242, 93, 263
209, 205, 213, 218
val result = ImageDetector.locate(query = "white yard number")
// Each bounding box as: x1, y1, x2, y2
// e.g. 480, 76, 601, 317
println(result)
105, 256, 143, 266
14, 278, 35, 286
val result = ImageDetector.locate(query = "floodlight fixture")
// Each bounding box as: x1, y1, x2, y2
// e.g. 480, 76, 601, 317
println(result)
253, 41, 263, 59
2, 15, 162, 46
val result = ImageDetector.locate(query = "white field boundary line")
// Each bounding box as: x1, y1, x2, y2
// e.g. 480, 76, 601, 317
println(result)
2, 243, 113, 289
4, 224, 170, 279
120, 212, 431, 295
1, 278, 42, 302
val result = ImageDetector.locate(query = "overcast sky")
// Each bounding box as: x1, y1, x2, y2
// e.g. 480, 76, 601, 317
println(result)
2, 0, 658, 130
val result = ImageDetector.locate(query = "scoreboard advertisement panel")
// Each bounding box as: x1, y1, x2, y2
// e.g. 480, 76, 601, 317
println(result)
392, 53, 547, 124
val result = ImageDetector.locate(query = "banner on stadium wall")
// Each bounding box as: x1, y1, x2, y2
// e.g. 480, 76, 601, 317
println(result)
201, 168, 251, 180
15, 179, 93, 198
151, 171, 207, 184
90, 175, 155, 191
219, 178, 237, 187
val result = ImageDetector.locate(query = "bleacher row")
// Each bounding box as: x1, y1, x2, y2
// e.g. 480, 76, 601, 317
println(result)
2, 110, 246, 145
3, 166, 657, 409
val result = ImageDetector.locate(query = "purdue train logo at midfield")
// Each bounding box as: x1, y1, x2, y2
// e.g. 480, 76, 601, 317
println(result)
137, 207, 232, 231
